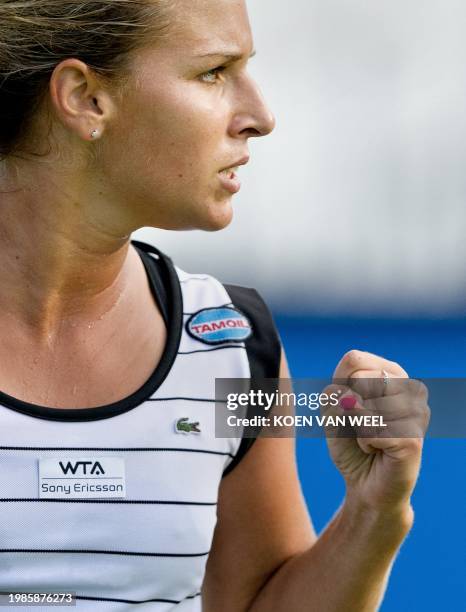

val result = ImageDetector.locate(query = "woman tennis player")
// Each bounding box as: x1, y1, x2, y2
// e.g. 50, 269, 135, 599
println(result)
0, 1, 429, 610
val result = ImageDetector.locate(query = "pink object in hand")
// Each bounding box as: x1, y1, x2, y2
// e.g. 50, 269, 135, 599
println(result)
340, 396, 358, 411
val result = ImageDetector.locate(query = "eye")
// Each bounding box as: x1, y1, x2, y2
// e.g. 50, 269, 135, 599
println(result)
199, 66, 226, 84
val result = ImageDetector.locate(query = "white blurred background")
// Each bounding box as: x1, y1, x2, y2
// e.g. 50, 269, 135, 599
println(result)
134, 0, 466, 316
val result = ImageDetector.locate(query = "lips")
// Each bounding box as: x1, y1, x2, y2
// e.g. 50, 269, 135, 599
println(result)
217, 168, 242, 194
217, 155, 249, 194
219, 155, 250, 174
219, 166, 239, 179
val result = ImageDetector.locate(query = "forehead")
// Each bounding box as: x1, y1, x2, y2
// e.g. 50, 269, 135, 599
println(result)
166, 0, 253, 55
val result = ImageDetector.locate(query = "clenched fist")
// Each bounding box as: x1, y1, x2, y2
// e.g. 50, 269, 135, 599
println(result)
322, 350, 430, 516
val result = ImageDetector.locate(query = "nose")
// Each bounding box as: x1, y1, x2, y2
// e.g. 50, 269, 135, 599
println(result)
228, 77, 276, 139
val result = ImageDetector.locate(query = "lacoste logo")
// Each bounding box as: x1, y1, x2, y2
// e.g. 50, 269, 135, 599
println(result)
175, 418, 201, 435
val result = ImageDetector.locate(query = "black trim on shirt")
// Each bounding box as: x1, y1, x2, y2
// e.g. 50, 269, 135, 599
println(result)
0, 241, 183, 422
0, 498, 216, 505
0, 446, 234, 457
0, 548, 210, 557
74, 592, 201, 605
178, 345, 247, 355
221, 286, 281, 478
132, 242, 169, 326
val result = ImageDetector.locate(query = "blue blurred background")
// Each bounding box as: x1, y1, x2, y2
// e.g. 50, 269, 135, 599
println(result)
277, 316, 465, 611
135, 0, 466, 608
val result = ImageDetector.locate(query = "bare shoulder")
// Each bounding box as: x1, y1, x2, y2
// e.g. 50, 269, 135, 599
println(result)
202, 351, 317, 612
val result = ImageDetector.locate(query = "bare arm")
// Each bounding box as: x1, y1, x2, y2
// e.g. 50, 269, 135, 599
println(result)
202, 349, 421, 612
245, 495, 411, 612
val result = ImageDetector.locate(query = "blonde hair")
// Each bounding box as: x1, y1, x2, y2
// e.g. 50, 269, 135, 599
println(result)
0, 0, 173, 160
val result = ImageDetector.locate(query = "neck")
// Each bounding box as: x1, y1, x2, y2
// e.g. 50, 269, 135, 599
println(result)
0, 158, 136, 345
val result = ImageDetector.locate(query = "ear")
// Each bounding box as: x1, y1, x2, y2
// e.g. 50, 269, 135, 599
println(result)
49, 58, 117, 141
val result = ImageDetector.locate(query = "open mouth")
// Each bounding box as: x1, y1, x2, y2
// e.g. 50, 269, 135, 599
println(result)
217, 166, 242, 194
217, 156, 248, 194
219, 166, 239, 180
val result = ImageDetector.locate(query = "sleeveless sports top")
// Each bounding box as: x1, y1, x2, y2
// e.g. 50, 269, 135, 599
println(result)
0, 240, 281, 611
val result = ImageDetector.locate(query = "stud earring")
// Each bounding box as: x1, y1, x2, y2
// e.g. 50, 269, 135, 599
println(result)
90, 129, 100, 140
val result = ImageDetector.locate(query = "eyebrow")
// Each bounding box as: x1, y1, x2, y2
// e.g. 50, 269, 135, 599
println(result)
196, 49, 257, 62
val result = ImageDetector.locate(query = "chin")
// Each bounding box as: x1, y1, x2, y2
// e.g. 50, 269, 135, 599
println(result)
184, 196, 234, 232
202, 201, 234, 232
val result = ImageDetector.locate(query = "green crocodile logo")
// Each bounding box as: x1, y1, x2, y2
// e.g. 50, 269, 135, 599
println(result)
176, 417, 201, 434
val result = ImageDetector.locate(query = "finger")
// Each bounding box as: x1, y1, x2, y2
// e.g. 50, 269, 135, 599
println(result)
360, 394, 430, 438
344, 369, 407, 399
329, 393, 396, 442
357, 437, 424, 460
322, 382, 429, 439
320, 383, 364, 413
320, 385, 365, 439
333, 350, 408, 382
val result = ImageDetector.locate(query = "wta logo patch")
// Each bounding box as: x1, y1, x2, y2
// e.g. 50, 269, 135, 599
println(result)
186, 307, 252, 345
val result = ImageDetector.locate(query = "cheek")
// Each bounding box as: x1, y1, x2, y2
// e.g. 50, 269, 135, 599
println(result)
134, 87, 223, 175
100, 85, 232, 228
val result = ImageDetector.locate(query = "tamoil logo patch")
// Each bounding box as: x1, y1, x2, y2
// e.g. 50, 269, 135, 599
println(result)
186, 307, 252, 345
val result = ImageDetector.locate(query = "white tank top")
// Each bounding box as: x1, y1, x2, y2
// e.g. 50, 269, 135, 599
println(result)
0, 240, 281, 610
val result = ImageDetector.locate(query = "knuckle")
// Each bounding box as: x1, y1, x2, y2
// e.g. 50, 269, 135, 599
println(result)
422, 402, 432, 425
417, 381, 429, 401
349, 370, 365, 380
408, 382, 430, 413
405, 379, 420, 396
388, 360, 409, 378
344, 350, 365, 368
409, 438, 424, 453
398, 438, 423, 456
